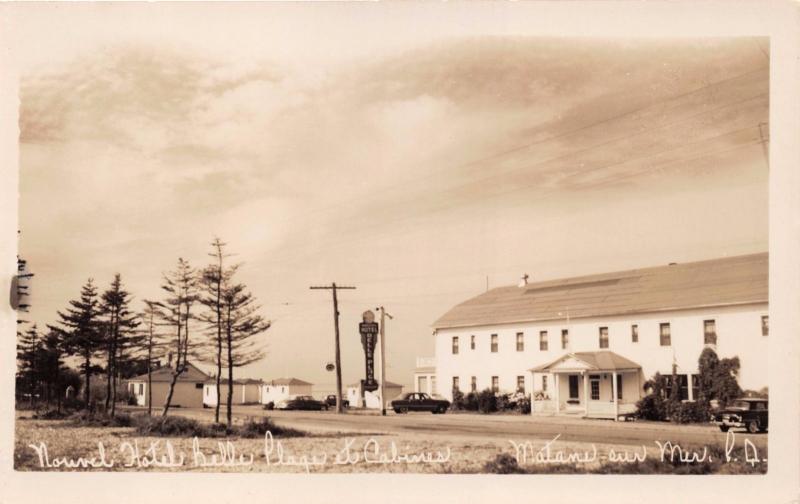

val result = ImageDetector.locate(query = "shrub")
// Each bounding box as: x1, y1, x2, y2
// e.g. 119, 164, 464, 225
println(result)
517, 395, 531, 414
636, 393, 667, 421
483, 453, 527, 474
476, 389, 497, 414
263, 401, 275, 411
450, 389, 466, 411
668, 401, 711, 424
238, 417, 305, 438
33, 408, 68, 420
133, 415, 222, 437
69, 410, 134, 427
464, 392, 479, 411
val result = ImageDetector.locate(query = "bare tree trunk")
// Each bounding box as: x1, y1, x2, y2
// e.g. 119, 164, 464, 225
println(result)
84, 354, 91, 409
147, 337, 152, 416
226, 306, 233, 430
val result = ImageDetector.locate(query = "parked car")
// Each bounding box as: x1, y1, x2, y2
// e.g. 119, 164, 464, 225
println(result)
391, 392, 450, 414
275, 395, 326, 411
323, 395, 349, 409
714, 397, 768, 433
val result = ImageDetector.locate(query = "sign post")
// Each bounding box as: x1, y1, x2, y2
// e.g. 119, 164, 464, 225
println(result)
359, 311, 379, 406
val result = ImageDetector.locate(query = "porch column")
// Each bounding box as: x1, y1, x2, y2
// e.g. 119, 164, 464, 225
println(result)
583, 372, 589, 417
530, 371, 535, 415
612, 371, 619, 421
554, 373, 560, 414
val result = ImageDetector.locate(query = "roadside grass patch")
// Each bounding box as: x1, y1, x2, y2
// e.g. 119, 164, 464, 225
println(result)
68, 411, 134, 427
132, 415, 308, 438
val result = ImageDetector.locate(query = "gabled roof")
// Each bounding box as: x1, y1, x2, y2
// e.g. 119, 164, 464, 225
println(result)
127, 362, 210, 383
203, 378, 264, 385
264, 377, 313, 386
434, 253, 767, 330
531, 351, 641, 372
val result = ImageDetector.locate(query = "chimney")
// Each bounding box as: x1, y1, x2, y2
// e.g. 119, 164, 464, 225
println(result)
518, 274, 529, 288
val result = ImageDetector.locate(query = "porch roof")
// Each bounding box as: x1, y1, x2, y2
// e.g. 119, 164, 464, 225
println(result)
530, 351, 641, 373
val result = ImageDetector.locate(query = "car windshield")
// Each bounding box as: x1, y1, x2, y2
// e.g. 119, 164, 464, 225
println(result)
729, 400, 752, 410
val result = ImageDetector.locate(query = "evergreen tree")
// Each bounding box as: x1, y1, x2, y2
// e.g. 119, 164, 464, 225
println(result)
39, 329, 69, 413
156, 258, 199, 416
141, 300, 165, 416
49, 279, 103, 408
197, 237, 237, 424
100, 274, 141, 416
16, 323, 40, 407
222, 281, 269, 429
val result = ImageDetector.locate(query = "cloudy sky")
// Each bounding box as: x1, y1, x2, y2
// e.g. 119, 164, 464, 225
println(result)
15, 5, 768, 392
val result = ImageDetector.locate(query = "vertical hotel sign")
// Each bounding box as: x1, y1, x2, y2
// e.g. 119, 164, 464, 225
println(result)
359, 310, 379, 392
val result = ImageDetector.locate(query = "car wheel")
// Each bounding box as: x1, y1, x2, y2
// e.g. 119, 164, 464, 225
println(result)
747, 421, 759, 434
439, 406, 447, 414
400, 407, 408, 414
719, 425, 729, 432
393, 408, 401, 414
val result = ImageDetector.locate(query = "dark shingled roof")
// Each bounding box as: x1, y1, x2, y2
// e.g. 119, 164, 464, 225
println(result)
531, 351, 642, 372
433, 253, 767, 330
127, 362, 210, 383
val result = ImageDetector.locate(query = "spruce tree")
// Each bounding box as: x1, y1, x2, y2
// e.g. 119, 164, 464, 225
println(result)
16, 323, 40, 408
100, 274, 141, 416
222, 281, 269, 429
49, 279, 103, 408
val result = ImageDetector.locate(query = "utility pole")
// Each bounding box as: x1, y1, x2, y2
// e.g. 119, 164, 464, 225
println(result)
376, 306, 393, 416
310, 283, 355, 413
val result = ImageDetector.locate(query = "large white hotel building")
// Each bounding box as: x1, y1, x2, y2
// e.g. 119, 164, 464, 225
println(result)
417, 253, 768, 420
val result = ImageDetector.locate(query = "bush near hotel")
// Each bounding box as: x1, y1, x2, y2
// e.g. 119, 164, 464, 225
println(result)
476, 389, 498, 413
450, 389, 467, 410
636, 348, 741, 423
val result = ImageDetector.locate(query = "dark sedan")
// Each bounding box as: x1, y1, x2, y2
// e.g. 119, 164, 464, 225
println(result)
275, 395, 326, 411
391, 392, 450, 414
323, 395, 349, 409
714, 398, 768, 433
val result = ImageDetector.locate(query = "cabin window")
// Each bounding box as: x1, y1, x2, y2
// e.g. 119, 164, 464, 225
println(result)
490, 334, 498, 353
452, 336, 459, 355
539, 331, 548, 351
660, 323, 671, 346
704, 320, 717, 345
516, 332, 525, 352
542, 375, 548, 392
616, 374, 623, 400
561, 329, 569, 349
631, 324, 639, 343
195, 383, 203, 389
599, 327, 609, 349
138, 383, 143, 395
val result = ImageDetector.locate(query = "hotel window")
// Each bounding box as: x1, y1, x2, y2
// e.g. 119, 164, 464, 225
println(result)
542, 375, 548, 392
599, 327, 609, 349
659, 323, 671, 346
561, 329, 569, 349
452, 376, 460, 392
516, 332, 525, 351
761, 315, 769, 336
491, 376, 499, 393
691, 374, 700, 401
704, 320, 717, 345
539, 331, 548, 351
470, 376, 477, 392
470, 335, 476, 350
590, 376, 600, 400
139, 383, 144, 395
517, 376, 525, 393
678, 375, 689, 401
490, 334, 498, 353
452, 336, 459, 355
631, 324, 639, 343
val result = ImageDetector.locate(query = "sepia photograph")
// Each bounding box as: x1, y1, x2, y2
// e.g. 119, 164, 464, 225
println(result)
1, 2, 799, 502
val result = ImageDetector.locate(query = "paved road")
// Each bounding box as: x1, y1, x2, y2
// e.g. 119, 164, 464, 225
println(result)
168, 406, 768, 451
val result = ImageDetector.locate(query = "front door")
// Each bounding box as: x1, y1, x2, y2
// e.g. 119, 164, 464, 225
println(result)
589, 375, 601, 401
568, 375, 580, 401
